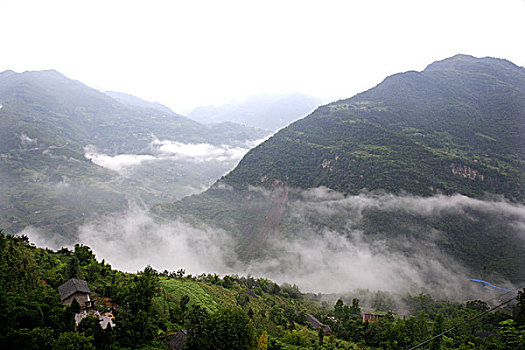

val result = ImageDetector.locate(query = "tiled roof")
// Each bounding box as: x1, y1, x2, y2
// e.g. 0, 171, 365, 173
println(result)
58, 278, 91, 301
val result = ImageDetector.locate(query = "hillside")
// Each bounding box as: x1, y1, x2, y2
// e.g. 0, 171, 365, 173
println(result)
154, 55, 525, 283
1, 232, 522, 349
188, 93, 322, 131
224, 55, 524, 200
0, 70, 268, 242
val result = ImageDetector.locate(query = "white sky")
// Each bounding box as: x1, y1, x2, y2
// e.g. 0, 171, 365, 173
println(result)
0, 0, 524, 114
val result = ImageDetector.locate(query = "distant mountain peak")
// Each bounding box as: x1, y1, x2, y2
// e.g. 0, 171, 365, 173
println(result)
105, 90, 176, 115
188, 92, 322, 131
0, 70, 16, 77
424, 53, 521, 72
21, 69, 70, 80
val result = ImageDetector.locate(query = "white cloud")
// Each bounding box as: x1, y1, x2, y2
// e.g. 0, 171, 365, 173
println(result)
77, 207, 236, 275
85, 146, 156, 173
152, 139, 248, 163
24, 188, 523, 297
84, 136, 269, 174
245, 230, 469, 296
294, 188, 525, 220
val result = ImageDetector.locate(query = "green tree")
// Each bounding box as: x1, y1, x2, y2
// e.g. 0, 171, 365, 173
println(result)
116, 308, 155, 347
64, 298, 81, 331
67, 256, 81, 280
350, 298, 361, 315
188, 307, 255, 350
256, 331, 268, 350
115, 265, 160, 346
515, 288, 525, 326
54, 331, 95, 350
78, 315, 113, 350
185, 305, 210, 350
334, 298, 345, 321
318, 326, 324, 344
496, 319, 525, 349
1, 234, 40, 293
0, 327, 56, 349
429, 313, 445, 350
180, 294, 190, 314
73, 244, 96, 266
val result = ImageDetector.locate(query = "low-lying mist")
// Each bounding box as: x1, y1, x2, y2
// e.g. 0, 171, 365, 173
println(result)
84, 136, 269, 174
25, 187, 525, 299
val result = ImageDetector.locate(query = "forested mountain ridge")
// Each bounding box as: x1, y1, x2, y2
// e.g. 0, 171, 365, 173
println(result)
222, 54, 524, 201
0, 69, 266, 154
154, 55, 525, 283
0, 69, 267, 242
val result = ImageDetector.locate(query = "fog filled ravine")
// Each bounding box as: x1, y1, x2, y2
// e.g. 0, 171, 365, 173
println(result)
26, 188, 525, 298
2, 1, 525, 348
3, 54, 524, 299
2, 53, 525, 349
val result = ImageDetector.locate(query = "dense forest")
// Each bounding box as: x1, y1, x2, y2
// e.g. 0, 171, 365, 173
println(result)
1, 231, 523, 349
222, 55, 524, 201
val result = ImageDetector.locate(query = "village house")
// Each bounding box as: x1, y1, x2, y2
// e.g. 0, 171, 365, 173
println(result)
58, 278, 115, 329
166, 330, 188, 350
58, 278, 95, 310
306, 314, 332, 335
362, 313, 385, 323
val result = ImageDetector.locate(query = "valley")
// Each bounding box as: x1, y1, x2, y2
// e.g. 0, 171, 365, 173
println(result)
0, 69, 270, 242
1, 55, 524, 349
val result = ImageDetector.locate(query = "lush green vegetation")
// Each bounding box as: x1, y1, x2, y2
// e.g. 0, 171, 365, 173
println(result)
1, 232, 524, 349
219, 55, 524, 201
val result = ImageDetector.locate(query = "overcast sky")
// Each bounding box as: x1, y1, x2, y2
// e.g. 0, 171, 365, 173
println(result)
1, 0, 524, 114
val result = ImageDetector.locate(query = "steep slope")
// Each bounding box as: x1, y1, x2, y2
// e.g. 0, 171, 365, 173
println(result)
188, 93, 321, 131
224, 55, 524, 201
155, 55, 525, 283
0, 70, 268, 242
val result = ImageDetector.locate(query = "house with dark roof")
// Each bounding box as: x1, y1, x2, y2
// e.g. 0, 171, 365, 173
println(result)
58, 278, 94, 310
306, 314, 332, 335
166, 330, 188, 350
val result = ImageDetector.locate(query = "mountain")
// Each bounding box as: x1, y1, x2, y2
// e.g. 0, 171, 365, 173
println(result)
0, 69, 268, 242
105, 90, 175, 115
155, 55, 525, 283
188, 92, 322, 131
222, 55, 524, 200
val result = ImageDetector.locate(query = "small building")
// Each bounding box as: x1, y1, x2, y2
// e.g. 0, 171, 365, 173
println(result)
306, 314, 332, 335
167, 330, 188, 350
58, 278, 115, 329
362, 313, 384, 323
58, 278, 94, 310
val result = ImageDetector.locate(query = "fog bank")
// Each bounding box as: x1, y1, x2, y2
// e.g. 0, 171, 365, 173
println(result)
24, 189, 524, 297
